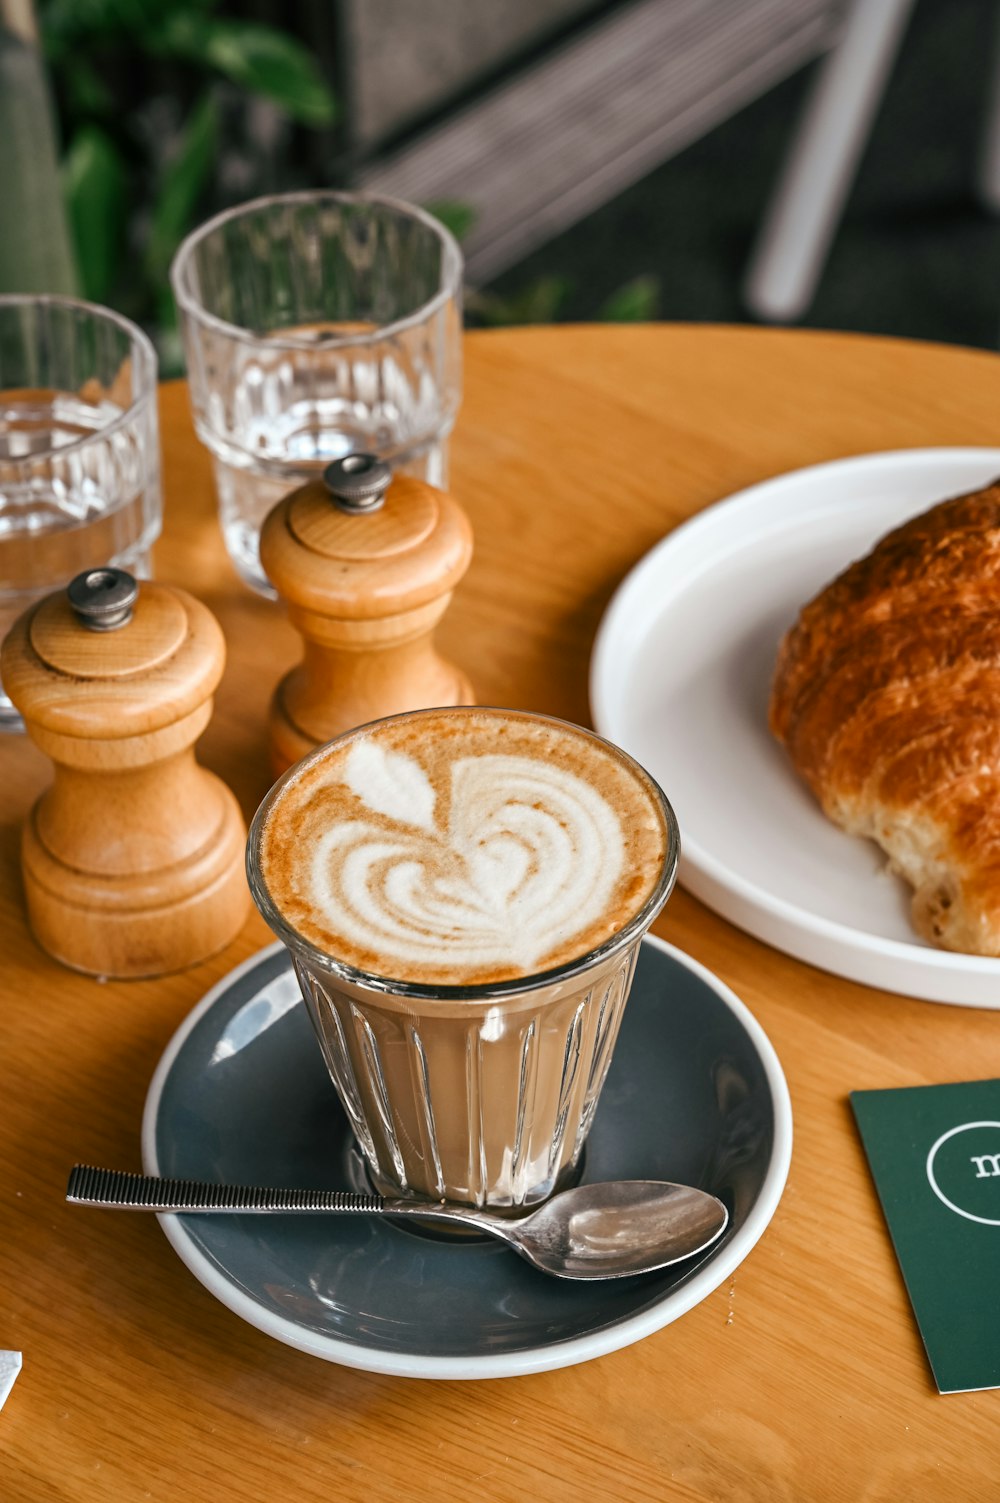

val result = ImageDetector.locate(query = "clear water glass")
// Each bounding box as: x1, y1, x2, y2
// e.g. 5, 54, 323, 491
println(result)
171, 191, 463, 597
0, 296, 161, 731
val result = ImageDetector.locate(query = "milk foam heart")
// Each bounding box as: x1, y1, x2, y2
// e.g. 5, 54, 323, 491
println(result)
311, 741, 625, 972
258, 708, 669, 985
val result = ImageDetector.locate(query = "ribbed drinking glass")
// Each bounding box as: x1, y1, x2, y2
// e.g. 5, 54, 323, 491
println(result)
171, 191, 463, 597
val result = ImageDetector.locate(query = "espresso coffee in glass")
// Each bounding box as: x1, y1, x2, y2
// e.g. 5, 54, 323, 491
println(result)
247, 707, 679, 1213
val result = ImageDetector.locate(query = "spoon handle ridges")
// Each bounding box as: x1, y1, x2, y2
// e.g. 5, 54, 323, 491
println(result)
66, 1165, 387, 1214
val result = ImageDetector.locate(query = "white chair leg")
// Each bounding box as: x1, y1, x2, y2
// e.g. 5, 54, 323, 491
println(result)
976, 4, 1000, 211
744, 0, 918, 323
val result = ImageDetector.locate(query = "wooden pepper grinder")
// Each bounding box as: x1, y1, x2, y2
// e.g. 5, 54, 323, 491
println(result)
1, 567, 249, 979
260, 454, 475, 774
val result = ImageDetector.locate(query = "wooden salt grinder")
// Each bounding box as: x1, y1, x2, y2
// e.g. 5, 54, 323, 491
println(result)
260, 454, 475, 774
1, 568, 249, 979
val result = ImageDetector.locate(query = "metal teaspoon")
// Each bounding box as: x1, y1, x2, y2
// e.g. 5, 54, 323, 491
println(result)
66, 1167, 728, 1280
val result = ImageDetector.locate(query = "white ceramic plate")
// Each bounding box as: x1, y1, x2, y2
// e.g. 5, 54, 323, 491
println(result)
591, 447, 1000, 1008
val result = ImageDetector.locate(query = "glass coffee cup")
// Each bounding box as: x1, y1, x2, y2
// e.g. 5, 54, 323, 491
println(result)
247, 707, 679, 1213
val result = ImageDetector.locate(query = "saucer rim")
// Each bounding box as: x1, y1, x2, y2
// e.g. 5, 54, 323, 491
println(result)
141, 937, 793, 1380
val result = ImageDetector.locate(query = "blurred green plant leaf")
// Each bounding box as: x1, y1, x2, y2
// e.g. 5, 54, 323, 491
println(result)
39, 0, 335, 351
41, 0, 213, 59
154, 320, 186, 382
41, 0, 157, 56
598, 274, 660, 323
62, 124, 127, 302
145, 91, 218, 288
60, 55, 115, 116
148, 14, 336, 125
41, 0, 127, 59
469, 275, 572, 327
202, 23, 336, 124
425, 201, 477, 242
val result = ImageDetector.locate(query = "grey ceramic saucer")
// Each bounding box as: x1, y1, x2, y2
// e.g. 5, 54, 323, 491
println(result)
141, 937, 792, 1380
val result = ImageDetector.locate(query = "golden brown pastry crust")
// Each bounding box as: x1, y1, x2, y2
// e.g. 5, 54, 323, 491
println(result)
769, 478, 1000, 955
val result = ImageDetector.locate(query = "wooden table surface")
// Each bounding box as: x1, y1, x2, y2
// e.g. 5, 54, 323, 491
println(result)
5, 324, 1000, 1501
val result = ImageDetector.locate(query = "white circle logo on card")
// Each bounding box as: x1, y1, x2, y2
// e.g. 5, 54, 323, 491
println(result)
926, 1121, 1000, 1226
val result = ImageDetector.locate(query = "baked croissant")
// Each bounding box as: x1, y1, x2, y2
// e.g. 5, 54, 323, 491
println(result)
769, 477, 1000, 956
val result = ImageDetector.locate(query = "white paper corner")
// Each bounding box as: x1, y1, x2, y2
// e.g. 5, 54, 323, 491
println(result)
0, 1351, 22, 1410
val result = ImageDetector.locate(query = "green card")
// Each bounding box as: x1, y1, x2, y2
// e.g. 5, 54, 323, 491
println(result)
851, 1079, 1000, 1394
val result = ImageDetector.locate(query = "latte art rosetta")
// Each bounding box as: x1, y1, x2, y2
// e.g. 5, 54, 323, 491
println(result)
309, 743, 625, 972
256, 708, 671, 985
